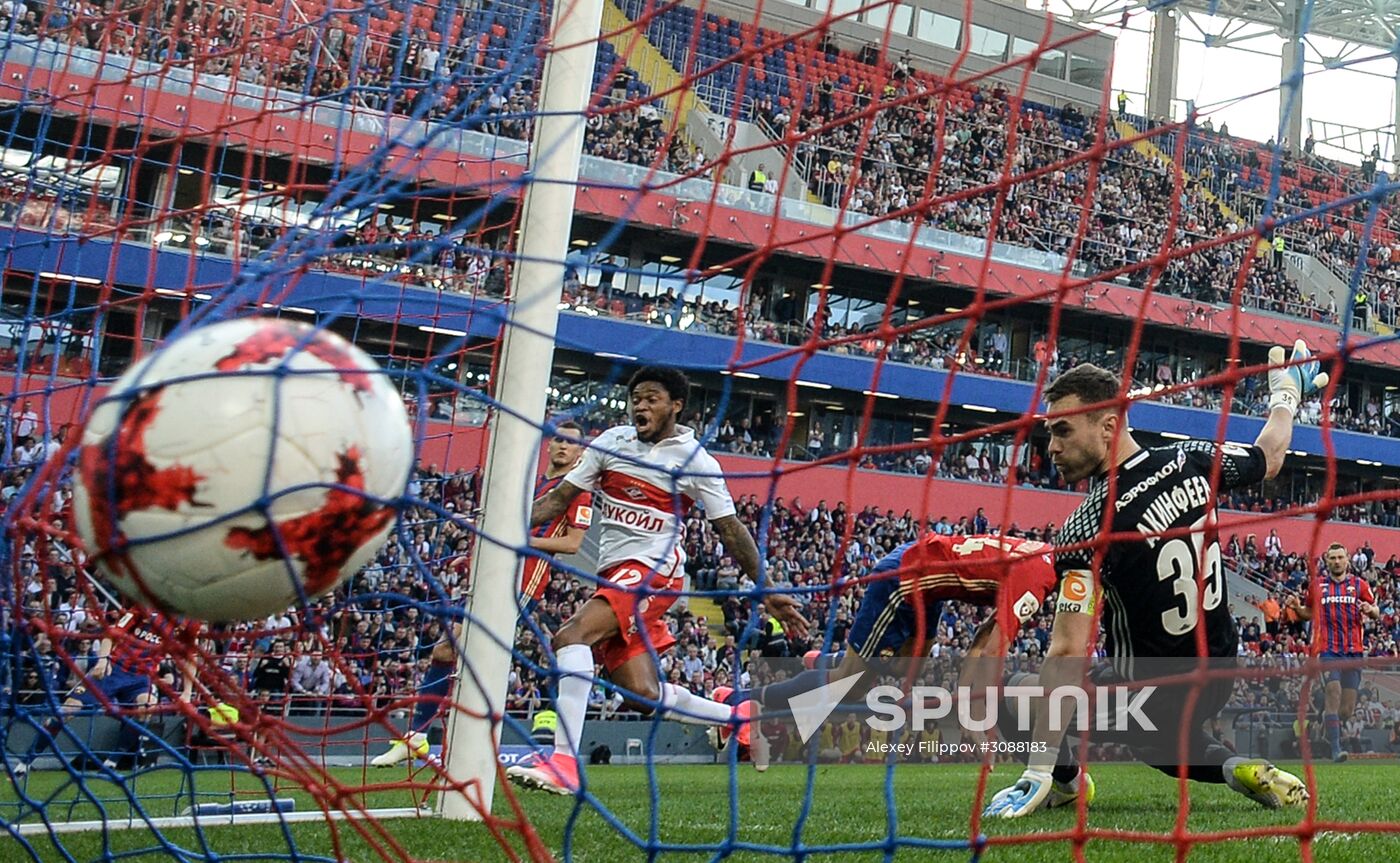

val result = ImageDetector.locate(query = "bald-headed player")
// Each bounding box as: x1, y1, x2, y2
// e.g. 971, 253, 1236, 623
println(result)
1287, 542, 1380, 762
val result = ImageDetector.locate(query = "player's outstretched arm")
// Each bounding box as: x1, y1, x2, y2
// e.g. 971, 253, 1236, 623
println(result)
529, 524, 586, 555
1253, 408, 1293, 481
957, 619, 1005, 747
984, 575, 1095, 819
1256, 339, 1329, 480
711, 514, 809, 640
529, 480, 584, 528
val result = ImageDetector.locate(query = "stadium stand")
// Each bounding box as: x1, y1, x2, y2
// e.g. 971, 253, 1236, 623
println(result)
0, 0, 1354, 332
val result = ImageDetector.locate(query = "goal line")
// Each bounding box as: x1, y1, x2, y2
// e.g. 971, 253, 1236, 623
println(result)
12, 805, 432, 837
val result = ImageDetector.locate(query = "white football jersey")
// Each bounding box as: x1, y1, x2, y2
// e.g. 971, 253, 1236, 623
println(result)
565, 424, 735, 571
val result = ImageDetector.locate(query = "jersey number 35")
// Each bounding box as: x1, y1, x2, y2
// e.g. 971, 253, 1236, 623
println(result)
1156, 515, 1224, 636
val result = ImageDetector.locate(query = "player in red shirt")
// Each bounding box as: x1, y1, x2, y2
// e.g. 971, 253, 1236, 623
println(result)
1286, 542, 1380, 762
371, 422, 591, 767
715, 533, 1057, 744
519, 424, 594, 613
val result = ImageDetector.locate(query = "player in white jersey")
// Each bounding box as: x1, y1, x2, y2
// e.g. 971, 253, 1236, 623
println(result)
506, 366, 809, 794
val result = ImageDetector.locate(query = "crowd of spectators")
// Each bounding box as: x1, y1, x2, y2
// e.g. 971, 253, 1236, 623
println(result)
583, 92, 693, 176
1290, 215, 1399, 328
575, 337, 1400, 509
1185, 126, 1400, 329
0, 185, 117, 236
764, 75, 1328, 324
7, 0, 1393, 445
556, 266, 1400, 447
1, 333, 1394, 548
5, 0, 1346, 338
4, 0, 686, 247
18, 0, 544, 125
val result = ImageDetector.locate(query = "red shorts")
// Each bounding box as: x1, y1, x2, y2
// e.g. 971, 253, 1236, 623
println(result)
520, 556, 554, 603
592, 552, 684, 673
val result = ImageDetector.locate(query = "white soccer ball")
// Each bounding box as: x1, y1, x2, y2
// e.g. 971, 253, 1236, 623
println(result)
72, 317, 413, 622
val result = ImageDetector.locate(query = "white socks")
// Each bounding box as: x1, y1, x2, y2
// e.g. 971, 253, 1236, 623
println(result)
552, 644, 594, 758
552, 649, 737, 759
659, 682, 734, 725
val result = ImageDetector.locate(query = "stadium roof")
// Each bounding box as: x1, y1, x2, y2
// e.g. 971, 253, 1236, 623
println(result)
1059, 0, 1400, 52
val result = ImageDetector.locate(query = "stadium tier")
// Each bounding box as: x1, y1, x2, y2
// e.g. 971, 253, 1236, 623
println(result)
3, 0, 1400, 860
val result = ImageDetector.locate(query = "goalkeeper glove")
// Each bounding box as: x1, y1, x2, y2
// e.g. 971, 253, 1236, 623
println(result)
1266, 339, 1328, 419
982, 768, 1053, 819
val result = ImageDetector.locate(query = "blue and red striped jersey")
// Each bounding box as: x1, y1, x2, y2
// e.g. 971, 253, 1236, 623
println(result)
521, 474, 592, 602
106, 610, 180, 678
1305, 574, 1375, 655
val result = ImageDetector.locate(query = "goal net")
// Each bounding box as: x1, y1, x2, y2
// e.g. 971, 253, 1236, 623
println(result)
3, 0, 1399, 860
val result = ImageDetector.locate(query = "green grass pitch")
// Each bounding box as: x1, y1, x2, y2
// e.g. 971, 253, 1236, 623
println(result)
3, 762, 1398, 861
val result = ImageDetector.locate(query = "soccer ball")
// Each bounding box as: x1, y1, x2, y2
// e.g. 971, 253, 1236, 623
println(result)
72, 317, 413, 621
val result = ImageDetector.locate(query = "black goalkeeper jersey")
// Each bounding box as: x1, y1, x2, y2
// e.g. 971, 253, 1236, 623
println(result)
1055, 440, 1266, 675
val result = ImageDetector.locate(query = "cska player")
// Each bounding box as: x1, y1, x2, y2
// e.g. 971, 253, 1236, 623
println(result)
518, 421, 594, 615
14, 609, 191, 775
984, 345, 1322, 819
1287, 542, 1380, 762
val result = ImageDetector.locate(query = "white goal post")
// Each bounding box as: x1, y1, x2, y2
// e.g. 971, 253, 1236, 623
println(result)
437, 0, 607, 822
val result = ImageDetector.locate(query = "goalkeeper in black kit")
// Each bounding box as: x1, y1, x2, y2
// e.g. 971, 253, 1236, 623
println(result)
983, 342, 1325, 818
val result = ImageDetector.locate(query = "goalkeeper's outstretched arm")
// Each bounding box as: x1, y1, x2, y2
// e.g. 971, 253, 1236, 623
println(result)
982, 590, 1094, 819
1026, 593, 1095, 769
1254, 405, 1294, 481
1255, 339, 1329, 480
